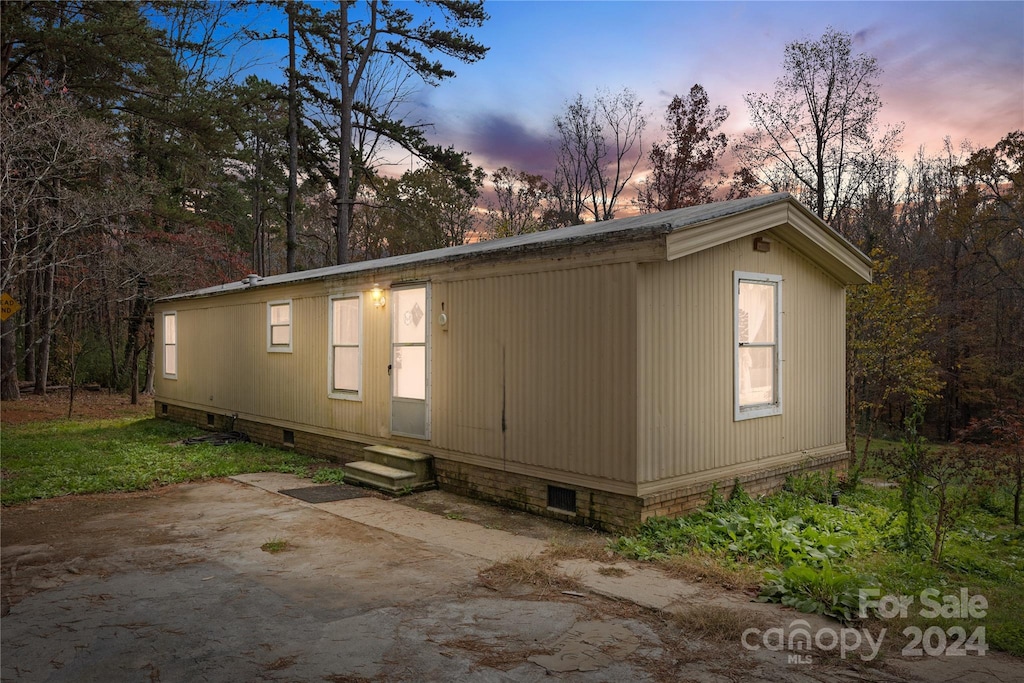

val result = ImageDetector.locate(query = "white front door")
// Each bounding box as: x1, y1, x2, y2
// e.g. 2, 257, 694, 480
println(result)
390, 285, 429, 439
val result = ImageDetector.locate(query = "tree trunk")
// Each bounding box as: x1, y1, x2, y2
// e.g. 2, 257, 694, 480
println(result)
130, 344, 139, 405
0, 315, 19, 401
143, 319, 155, 395
931, 488, 948, 564
33, 257, 54, 395
253, 183, 265, 275
0, 210, 19, 400
67, 316, 79, 419
22, 258, 37, 385
122, 283, 147, 384
336, 0, 351, 265
286, 0, 299, 273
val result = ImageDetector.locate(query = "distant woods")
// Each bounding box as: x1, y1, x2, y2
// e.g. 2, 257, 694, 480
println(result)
1, 9, 1020, 448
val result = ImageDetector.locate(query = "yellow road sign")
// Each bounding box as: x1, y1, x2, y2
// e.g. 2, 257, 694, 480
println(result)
1, 292, 22, 321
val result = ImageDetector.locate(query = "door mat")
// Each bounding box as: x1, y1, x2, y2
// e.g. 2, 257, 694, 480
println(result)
279, 485, 368, 504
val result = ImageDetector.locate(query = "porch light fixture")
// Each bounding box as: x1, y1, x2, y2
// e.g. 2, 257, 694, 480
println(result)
371, 286, 386, 308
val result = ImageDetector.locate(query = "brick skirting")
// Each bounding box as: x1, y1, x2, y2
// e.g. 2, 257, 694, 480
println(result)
155, 402, 369, 463
156, 401, 849, 533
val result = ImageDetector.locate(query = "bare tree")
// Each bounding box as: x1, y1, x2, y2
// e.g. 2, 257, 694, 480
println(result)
0, 81, 145, 399
488, 166, 552, 237
737, 27, 902, 225
370, 167, 482, 255
553, 88, 646, 222
286, 0, 300, 273
636, 84, 729, 213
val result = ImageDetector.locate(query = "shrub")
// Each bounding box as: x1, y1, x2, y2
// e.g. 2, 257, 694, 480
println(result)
757, 561, 880, 623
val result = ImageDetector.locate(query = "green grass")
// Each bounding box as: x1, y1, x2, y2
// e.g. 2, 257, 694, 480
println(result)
1, 416, 315, 505
852, 436, 903, 476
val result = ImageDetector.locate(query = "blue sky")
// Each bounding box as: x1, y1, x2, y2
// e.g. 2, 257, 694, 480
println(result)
238, 1, 1024, 180
413, 1, 1024, 177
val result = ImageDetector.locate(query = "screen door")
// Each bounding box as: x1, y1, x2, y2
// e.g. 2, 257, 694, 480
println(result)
390, 285, 429, 438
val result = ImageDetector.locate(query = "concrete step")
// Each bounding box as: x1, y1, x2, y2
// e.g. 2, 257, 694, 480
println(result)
342, 460, 432, 494
362, 445, 434, 481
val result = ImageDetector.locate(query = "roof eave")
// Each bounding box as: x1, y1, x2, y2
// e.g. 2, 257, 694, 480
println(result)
156, 225, 674, 303
665, 196, 872, 285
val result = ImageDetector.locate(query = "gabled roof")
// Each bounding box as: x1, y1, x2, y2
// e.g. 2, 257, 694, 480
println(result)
664, 193, 872, 285
161, 193, 870, 302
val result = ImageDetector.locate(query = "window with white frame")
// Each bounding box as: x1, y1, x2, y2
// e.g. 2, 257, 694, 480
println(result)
329, 295, 361, 398
267, 300, 292, 352
163, 312, 177, 379
735, 272, 781, 420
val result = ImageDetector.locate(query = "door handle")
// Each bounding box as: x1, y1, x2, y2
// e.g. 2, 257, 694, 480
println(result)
387, 364, 392, 376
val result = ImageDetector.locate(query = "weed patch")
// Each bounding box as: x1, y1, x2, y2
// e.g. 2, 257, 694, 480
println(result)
613, 471, 1024, 654
671, 607, 765, 643
311, 467, 347, 485
596, 566, 629, 578
261, 539, 291, 554
659, 551, 762, 591
478, 555, 583, 594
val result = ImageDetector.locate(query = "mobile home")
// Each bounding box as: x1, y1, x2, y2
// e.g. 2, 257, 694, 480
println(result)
154, 193, 871, 530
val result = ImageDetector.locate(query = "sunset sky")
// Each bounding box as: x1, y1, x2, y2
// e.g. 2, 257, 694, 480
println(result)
399, 0, 1024, 179
236, 1, 1023, 183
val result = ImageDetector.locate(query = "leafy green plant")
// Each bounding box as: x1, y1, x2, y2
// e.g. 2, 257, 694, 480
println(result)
784, 470, 842, 503
312, 468, 346, 485
728, 478, 752, 505
615, 499, 857, 567
705, 482, 727, 512
613, 466, 1024, 655
757, 561, 880, 623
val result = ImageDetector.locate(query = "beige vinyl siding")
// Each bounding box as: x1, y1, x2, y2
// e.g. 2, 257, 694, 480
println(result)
154, 225, 850, 494
154, 258, 641, 485
155, 284, 391, 440
431, 263, 639, 485
636, 234, 846, 489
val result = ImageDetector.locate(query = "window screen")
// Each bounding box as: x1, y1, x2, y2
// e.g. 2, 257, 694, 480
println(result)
163, 312, 177, 378
331, 296, 361, 396
268, 301, 292, 350
735, 272, 782, 420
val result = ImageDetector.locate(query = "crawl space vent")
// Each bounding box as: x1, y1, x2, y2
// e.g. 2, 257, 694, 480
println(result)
547, 485, 576, 513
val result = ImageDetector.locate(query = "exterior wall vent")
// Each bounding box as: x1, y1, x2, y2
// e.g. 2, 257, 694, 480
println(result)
283, 429, 295, 446
206, 413, 215, 426
161, 403, 168, 415
547, 485, 576, 514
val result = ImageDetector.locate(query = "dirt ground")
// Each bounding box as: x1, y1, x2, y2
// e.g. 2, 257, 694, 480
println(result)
1, 387, 154, 425
3, 392, 1023, 682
